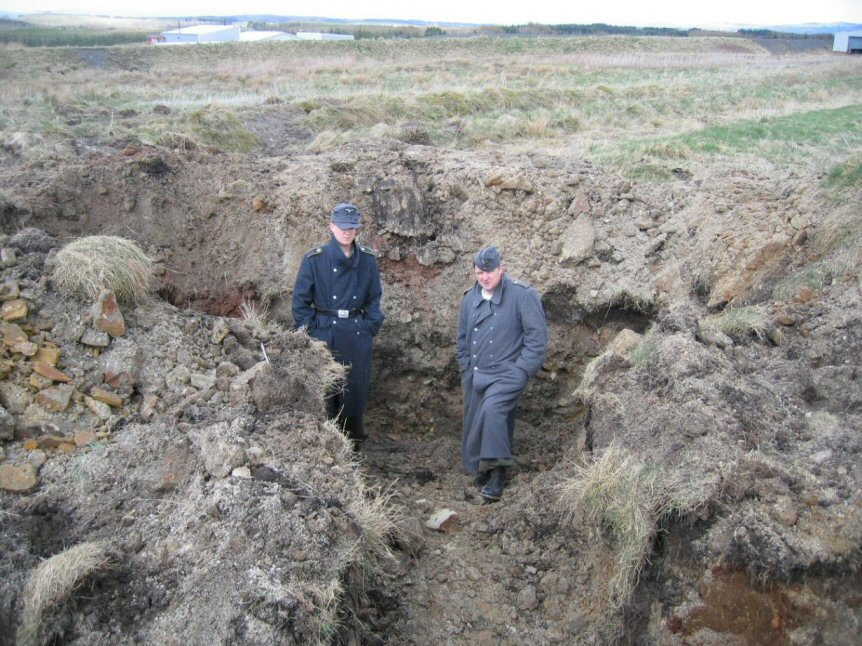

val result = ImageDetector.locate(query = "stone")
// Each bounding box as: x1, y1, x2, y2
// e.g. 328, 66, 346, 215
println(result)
36, 385, 74, 412
569, 186, 590, 215
1, 299, 28, 321
1, 323, 27, 345
38, 434, 71, 449
29, 373, 53, 390
0, 280, 20, 302
516, 585, 539, 611
211, 318, 230, 344
92, 289, 126, 338
393, 515, 426, 555
608, 329, 642, 357
34, 343, 62, 366
167, 364, 192, 388
11, 340, 37, 356
154, 440, 192, 493
216, 361, 240, 378
190, 371, 217, 391
91, 388, 123, 408
34, 361, 72, 383
559, 215, 596, 267
100, 338, 142, 391
74, 430, 97, 446
425, 508, 459, 532
231, 466, 252, 478
0, 463, 38, 492
203, 438, 246, 478
484, 172, 532, 192
84, 395, 112, 420
0, 381, 32, 414
80, 328, 111, 348
0, 247, 17, 267
140, 392, 161, 420
811, 449, 833, 465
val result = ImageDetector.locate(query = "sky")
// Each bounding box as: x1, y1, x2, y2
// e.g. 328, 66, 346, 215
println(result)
1, 0, 861, 29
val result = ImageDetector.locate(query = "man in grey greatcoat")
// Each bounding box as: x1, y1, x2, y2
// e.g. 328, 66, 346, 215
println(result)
292, 203, 384, 445
457, 246, 548, 502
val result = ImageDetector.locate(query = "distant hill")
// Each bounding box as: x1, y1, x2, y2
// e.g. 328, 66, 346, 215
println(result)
2, 11, 860, 34
756, 22, 862, 35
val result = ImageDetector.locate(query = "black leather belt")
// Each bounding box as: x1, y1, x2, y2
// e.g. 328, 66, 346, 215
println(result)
314, 306, 365, 319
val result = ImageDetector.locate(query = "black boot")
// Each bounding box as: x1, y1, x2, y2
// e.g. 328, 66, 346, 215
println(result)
480, 467, 505, 503
343, 416, 369, 443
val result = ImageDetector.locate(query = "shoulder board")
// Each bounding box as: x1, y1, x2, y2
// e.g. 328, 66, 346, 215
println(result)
359, 244, 379, 257
304, 246, 325, 258
508, 278, 532, 289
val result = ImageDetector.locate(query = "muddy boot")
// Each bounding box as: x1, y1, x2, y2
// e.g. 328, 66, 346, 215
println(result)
474, 469, 492, 488
480, 467, 505, 503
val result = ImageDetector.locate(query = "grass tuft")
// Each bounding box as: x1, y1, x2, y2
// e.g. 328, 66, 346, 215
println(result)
17, 542, 114, 646
711, 305, 771, 343
52, 235, 154, 303
557, 443, 699, 609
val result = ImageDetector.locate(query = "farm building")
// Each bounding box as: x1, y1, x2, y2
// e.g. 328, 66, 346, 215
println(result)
154, 25, 352, 45
296, 31, 355, 41
239, 31, 300, 42
158, 24, 241, 44
833, 31, 862, 53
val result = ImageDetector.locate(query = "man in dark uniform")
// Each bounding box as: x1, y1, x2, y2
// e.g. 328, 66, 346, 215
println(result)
457, 246, 548, 502
292, 203, 384, 444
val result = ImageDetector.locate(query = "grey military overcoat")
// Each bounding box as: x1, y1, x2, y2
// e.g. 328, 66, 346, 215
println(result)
457, 274, 547, 474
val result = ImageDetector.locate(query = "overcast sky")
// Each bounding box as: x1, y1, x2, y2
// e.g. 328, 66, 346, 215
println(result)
2, 0, 861, 29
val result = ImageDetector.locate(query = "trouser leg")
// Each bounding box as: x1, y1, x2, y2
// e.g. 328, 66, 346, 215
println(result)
343, 415, 368, 441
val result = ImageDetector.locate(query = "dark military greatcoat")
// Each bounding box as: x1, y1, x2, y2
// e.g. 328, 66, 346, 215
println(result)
292, 236, 384, 418
457, 274, 547, 474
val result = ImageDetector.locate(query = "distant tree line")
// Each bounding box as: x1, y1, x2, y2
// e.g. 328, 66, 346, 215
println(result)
0, 20, 148, 46
549, 23, 689, 37
738, 29, 832, 40
245, 21, 446, 39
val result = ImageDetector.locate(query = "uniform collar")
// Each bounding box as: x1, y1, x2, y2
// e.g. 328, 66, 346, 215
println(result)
474, 276, 506, 305
326, 236, 358, 266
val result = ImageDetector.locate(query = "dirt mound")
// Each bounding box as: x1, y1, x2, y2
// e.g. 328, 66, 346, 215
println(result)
0, 231, 398, 644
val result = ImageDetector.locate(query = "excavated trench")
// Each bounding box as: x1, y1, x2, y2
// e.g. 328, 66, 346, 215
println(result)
6, 145, 670, 642
160, 280, 659, 643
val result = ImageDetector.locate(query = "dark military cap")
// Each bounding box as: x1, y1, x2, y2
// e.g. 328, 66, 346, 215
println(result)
331, 203, 362, 229
474, 246, 501, 271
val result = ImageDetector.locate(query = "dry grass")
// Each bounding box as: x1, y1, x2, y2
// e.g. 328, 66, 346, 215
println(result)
52, 235, 154, 304
17, 542, 114, 646
710, 305, 772, 343
1, 38, 858, 175
240, 298, 284, 337
557, 443, 705, 609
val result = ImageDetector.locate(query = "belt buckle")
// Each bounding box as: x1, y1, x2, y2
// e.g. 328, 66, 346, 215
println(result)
337, 309, 349, 319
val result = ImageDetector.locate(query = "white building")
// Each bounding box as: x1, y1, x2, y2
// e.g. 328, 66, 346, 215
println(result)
155, 25, 353, 45
159, 24, 241, 44
833, 31, 862, 53
239, 31, 300, 42
296, 31, 355, 41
